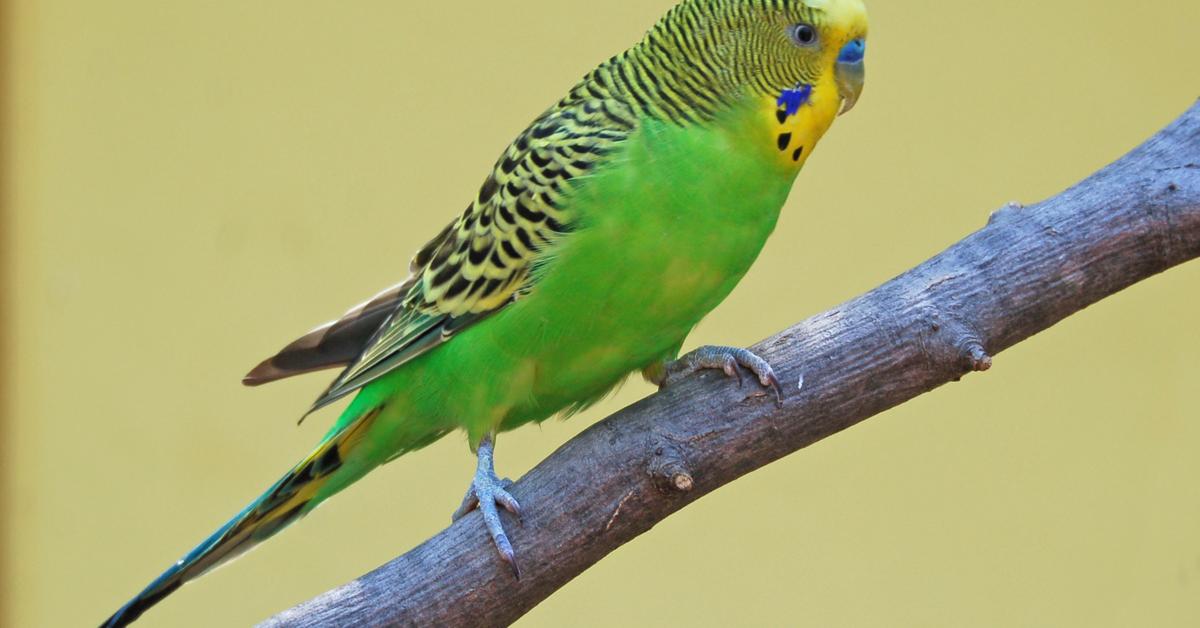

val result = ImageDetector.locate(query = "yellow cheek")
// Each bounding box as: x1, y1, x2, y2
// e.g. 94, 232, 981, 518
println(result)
761, 79, 842, 170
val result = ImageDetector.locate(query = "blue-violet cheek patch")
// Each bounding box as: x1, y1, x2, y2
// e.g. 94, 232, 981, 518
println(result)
777, 83, 813, 118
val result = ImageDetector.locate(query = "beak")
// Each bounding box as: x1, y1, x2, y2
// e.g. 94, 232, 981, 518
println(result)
835, 38, 866, 115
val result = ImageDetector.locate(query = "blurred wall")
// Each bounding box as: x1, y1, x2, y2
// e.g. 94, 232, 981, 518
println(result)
5, 1, 1200, 626
0, 0, 11, 621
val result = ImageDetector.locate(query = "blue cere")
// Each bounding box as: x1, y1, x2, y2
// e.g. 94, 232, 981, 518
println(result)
838, 38, 866, 64
776, 83, 813, 117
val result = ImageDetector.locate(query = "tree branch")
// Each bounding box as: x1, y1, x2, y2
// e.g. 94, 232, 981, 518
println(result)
263, 101, 1200, 628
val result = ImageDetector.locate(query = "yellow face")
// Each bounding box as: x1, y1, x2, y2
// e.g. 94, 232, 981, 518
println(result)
753, 0, 869, 170
762, 78, 842, 170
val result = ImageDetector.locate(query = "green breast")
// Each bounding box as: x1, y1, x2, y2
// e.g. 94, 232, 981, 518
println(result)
497, 99, 799, 421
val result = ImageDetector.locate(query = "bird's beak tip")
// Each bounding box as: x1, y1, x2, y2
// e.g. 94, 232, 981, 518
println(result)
835, 62, 865, 116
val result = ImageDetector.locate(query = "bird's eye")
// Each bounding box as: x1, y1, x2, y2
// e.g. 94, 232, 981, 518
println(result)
790, 23, 818, 47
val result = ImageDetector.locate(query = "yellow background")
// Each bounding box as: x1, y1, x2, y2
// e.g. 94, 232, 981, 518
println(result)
5, 1, 1200, 626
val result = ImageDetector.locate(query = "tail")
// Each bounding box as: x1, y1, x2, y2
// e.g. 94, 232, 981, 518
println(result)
101, 408, 383, 628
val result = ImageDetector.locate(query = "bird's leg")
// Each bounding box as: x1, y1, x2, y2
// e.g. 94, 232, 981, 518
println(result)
452, 432, 522, 577
661, 345, 783, 405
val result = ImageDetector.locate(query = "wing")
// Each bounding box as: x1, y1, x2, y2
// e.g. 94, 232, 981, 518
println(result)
242, 216, 465, 386
241, 276, 418, 386
244, 98, 639, 414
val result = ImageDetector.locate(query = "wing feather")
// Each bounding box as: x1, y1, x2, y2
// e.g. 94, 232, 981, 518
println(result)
241, 279, 414, 386
244, 98, 639, 414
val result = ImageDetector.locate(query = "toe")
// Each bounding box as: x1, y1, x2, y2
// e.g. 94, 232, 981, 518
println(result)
731, 349, 783, 405
494, 489, 523, 521
764, 370, 783, 406
721, 356, 743, 386
732, 348, 768, 376
479, 497, 521, 578
452, 491, 479, 522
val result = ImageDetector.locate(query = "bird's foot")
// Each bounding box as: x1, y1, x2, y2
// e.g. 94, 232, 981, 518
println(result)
452, 434, 522, 577
664, 345, 783, 406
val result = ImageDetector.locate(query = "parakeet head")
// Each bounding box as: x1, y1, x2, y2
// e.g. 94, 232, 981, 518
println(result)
716, 0, 867, 113
767, 0, 868, 115
635, 0, 869, 118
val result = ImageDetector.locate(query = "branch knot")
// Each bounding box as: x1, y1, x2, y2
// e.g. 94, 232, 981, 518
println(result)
647, 436, 694, 494
921, 306, 994, 378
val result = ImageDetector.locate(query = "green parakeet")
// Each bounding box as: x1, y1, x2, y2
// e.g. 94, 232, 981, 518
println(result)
103, 0, 868, 624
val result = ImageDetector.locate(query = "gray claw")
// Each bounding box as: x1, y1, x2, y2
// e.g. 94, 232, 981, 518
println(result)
668, 345, 784, 406
453, 435, 523, 578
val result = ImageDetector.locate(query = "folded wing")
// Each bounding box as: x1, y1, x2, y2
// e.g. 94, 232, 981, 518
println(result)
243, 98, 639, 415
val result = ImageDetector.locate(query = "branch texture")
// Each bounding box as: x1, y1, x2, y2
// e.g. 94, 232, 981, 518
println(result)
264, 101, 1200, 627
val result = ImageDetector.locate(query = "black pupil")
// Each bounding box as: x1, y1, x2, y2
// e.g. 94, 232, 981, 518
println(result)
795, 25, 815, 43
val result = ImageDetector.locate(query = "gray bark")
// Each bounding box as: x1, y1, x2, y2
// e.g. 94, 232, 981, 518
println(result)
263, 101, 1200, 628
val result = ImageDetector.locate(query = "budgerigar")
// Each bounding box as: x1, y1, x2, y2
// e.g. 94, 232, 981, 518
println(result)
103, 0, 868, 624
